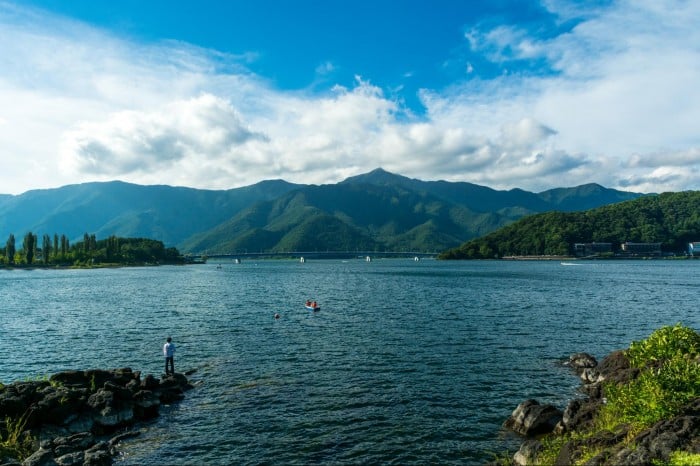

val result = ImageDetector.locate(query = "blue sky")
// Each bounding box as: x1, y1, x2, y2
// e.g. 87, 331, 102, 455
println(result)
1, 0, 699, 194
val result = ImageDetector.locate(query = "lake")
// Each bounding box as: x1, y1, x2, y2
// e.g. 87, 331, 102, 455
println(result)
1, 259, 698, 464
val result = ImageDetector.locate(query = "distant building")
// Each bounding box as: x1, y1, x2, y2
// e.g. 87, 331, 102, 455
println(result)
573, 242, 613, 257
620, 242, 662, 255
688, 242, 700, 256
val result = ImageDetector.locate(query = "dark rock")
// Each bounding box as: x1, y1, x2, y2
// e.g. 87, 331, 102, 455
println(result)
83, 371, 114, 392
86, 390, 113, 411
1, 369, 192, 466
558, 398, 602, 433
624, 414, 700, 463
102, 382, 132, 402
53, 451, 83, 466
596, 350, 641, 388
0, 382, 49, 420
109, 368, 136, 387
159, 373, 192, 391
21, 447, 55, 466
48, 371, 87, 388
503, 399, 563, 437
124, 379, 140, 393
35, 387, 88, 426
82, 442, 112, 466
132, 390, 159, 419
140, 375, 159, 390
51, 432, 94, 457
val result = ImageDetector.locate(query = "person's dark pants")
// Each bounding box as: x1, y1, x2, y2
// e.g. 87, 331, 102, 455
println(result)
165, 356, 174, 375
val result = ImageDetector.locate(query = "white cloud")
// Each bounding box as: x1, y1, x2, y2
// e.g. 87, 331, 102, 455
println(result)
1, 0, 700, 195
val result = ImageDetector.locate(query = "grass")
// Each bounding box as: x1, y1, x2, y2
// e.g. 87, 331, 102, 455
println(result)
0, 411, 35, 461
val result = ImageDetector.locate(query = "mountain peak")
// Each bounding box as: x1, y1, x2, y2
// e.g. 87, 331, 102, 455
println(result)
341, 168, 412, 185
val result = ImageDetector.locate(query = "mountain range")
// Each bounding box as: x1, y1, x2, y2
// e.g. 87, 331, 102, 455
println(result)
0, 169, 644, 254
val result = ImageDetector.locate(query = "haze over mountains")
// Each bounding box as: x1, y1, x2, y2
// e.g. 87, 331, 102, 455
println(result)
0, 169, 643, 254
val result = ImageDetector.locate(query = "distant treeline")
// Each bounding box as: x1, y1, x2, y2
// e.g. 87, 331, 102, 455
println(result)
440, 191, 700, 259
1, 232, 184, 267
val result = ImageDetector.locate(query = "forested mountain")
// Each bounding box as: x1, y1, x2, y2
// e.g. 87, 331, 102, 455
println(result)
0, 179, 299, 247
0, 168, 643, 254
440, 191, 700, 259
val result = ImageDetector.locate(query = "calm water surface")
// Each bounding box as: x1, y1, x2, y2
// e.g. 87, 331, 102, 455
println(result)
1, 259, 698, 464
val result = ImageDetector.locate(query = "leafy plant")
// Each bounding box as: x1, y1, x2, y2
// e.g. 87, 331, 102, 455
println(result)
626, 324, 700, 368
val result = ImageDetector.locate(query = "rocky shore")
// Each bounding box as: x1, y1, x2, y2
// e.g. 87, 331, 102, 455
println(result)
498, 346, 700, 465
0, 368, 193, 466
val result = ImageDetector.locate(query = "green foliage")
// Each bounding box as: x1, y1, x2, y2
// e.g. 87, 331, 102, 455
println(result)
600, 325, 700, 429
626, 324, 700, 368
666, 450, 700, 466
441, 191, 700, 259
2, 232, 184, 267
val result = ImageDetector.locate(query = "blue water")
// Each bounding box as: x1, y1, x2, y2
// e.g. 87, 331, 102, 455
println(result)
1, 260, 698, 464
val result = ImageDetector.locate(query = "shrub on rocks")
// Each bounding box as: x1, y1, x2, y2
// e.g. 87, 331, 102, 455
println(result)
505, 324, 700, 465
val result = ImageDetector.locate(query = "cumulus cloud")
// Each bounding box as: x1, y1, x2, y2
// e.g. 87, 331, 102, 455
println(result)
1, 0, 700, 194
61, 94, 267, 176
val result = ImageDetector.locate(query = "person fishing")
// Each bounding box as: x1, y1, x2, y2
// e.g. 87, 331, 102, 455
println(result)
163, 336, 176, 375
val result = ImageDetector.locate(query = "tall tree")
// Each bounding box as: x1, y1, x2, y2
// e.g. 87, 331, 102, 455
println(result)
42, 234, 51, 265
5, 234, 15, 264
23, 232, 36, 264
60, 235, 68, 258
53, 234, 59, 261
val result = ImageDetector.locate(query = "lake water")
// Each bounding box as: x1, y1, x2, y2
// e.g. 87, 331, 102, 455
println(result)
1, 259, 698, 464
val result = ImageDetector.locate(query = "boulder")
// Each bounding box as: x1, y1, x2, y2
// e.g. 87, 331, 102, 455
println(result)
503, 400, 563, 437
513, 439, 542, 466
557, 397, 604, 434
596, 350, 640, 387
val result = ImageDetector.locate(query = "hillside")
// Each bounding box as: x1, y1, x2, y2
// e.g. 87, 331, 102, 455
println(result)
180, 182, 498, 253
0, 169, 643, 253
440, 191, 700, 259
0, 180, 299, 246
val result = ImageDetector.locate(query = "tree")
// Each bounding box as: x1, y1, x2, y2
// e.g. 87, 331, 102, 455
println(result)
23, 232, 36, 264
6, 234, 15, 264
60, 235, 69, 258
42, 234, 51, 265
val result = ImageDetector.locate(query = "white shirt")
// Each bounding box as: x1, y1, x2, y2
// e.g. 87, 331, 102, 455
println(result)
163, 342, 175, 357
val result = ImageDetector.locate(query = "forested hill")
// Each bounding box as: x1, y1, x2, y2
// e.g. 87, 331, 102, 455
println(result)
439, 191, 700, 259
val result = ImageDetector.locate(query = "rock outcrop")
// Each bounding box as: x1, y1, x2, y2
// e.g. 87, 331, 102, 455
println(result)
498, 348, 700, 466
0, 368, 192, 466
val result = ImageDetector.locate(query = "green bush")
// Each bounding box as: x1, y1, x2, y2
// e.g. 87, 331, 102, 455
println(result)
602, 324, 700, 429
626, 324, 700, 368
